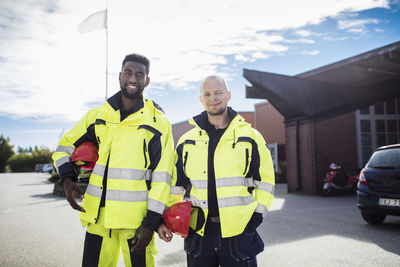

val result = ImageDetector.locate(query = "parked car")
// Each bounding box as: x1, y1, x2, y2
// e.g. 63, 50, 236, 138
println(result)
41, 163, 54, 174
34, 164, 43, 172
357, 144, 400, 224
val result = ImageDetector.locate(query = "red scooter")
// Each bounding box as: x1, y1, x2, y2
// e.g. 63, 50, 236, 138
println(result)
322, 163, 359, 196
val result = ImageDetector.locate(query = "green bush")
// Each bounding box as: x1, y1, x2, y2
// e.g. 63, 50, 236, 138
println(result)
7, 146, 54, 173
48, 172, 61, 183
8, 153, 36, 172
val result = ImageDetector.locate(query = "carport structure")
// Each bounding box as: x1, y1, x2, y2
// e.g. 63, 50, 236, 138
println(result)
244, 41, 400, 194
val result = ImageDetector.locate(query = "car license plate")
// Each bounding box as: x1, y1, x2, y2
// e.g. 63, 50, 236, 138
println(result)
378, 198, 400, 207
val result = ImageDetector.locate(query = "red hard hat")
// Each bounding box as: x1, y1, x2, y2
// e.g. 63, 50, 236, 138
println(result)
164, 201, 192, 238
71, 142, 98, 168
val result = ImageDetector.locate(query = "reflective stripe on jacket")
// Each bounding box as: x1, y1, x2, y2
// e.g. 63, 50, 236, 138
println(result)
52, 93, 174, 229
170, 110, 275, 238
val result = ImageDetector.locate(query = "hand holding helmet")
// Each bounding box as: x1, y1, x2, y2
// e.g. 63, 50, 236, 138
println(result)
163, 201, 192, 238
64, 142, 98, 212
70, 141, 99, 182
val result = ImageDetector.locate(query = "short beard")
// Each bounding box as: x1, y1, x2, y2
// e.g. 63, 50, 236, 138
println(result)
121, 85, 143, 99
207, 106, 226, 116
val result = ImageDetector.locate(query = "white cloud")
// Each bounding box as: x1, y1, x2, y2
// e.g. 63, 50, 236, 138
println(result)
283, 38, 315, 44
294, 30, 323, 37
338, 18, 380, 30
251, 52, 269, 60
9, 129, 62, 134
347, 28, 364, 33
235, 54, 250, 62
323, 36, 349, 41
301, 50, 320, 55
295, 30, 313, 37
0, 0, 391, 122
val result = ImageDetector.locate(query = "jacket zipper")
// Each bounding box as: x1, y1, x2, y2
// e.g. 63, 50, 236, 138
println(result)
183, 151, 188, 175
243, 148, 249, 175
143, 139, 148, 168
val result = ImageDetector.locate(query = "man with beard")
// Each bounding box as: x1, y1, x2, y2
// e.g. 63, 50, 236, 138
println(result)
53, 53, 174, 267
168, 75, 275, 267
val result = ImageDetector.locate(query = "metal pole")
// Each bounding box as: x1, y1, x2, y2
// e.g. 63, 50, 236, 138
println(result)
105, 1, 109, 100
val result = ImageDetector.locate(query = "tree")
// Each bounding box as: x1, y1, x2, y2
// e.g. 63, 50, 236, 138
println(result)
0, 135, 14, 172
17, 146, 33, 153
32, 146, 52, 164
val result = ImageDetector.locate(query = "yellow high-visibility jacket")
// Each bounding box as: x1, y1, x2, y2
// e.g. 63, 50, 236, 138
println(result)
52, 92, 174, 229
169, 108, 275, 238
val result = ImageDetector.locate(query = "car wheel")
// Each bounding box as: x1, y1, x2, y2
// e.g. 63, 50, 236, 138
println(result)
361, 211, 386, 224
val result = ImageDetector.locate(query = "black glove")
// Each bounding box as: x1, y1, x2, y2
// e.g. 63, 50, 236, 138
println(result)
130, 225, 153, 251
245, 212, 263, 232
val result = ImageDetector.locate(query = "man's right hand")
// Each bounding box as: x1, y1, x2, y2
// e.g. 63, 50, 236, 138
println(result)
63, 178, 86, 212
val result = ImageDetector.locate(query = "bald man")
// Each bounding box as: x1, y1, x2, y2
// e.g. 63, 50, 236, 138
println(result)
168, 75, 275, 267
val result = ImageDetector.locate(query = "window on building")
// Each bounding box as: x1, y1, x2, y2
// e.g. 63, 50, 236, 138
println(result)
386, 99, 396, 114
360, 106, 369, 114
357, 98, 400, 168
398, 99, 400, 114
376, 120, 387, 147
375, 102, 385, 114
360, 120, 372, 166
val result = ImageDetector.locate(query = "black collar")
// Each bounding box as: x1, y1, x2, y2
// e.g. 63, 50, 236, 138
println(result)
107, 91, 144, 114
193, 107, 237, 131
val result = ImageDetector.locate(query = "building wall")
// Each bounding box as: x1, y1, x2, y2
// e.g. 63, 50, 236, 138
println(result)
286, 122, 319, 194
314, 112, 358, 193
172, 121, 194, 147
285, 125, 297, 192
254, 101, 285, 144
285, 112, 357, 194
255, 102, 286, 182
238, 112, 255, 126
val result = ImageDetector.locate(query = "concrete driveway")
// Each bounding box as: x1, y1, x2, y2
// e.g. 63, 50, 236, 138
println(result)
0, 173, 399, 266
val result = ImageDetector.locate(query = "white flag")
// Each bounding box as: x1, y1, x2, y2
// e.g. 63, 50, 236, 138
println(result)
78, 9, 107, 34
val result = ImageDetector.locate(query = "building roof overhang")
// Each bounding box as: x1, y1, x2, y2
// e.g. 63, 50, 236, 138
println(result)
244, 41, 400, 124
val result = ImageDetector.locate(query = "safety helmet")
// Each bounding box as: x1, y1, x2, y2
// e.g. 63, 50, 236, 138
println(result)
164, 201, 192, 238
70, 142, 98, 180
329, 163, 341, 170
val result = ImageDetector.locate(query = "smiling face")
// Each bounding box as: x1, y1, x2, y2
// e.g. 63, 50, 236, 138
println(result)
199, 76, 231, 116
119, 61, 150, 99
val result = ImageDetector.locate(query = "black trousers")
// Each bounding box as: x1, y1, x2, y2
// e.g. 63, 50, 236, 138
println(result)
185, 221, 264, 267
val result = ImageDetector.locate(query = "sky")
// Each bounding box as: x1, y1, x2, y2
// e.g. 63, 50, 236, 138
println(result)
0, 0, 400, 150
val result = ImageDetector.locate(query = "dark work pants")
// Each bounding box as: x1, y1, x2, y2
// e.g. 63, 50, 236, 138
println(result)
185, 221, 263, 267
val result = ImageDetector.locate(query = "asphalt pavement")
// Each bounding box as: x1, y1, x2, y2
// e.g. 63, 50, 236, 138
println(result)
0, 173, 399, 267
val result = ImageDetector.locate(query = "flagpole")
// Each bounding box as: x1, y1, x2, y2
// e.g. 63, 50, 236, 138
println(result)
105, 1, 109, 100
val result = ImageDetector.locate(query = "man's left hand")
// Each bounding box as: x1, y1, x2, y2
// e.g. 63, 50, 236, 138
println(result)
131, 225, 153, 252
157, 223, 173, 242
245, 212, 263, 232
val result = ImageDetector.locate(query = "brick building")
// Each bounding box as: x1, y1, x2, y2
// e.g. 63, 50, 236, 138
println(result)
244, 41, 400, 194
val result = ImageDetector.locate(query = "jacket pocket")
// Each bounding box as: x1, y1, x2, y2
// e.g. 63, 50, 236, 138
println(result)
184, 232, 202, 258
231, 230, 264, 260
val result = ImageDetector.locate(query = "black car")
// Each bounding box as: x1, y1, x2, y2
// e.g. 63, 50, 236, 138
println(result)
357, 143, 400, 224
